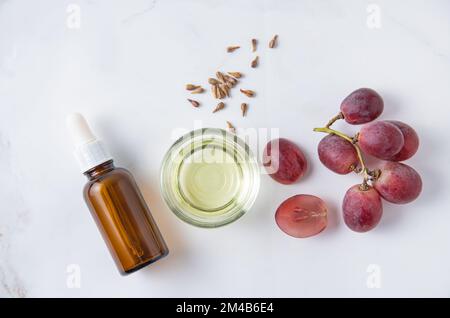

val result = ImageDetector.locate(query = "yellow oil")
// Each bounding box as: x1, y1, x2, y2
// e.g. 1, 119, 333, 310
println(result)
161, 128, 260, 227
178, 145, 243, 213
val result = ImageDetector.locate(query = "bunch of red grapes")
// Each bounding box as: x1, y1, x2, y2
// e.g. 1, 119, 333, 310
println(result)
315, 88, 422, 232
262, 88, 422, 237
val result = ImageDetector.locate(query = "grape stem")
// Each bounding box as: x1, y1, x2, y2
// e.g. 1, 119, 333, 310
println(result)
325, 112, 344, 128
313, 126, 372, 190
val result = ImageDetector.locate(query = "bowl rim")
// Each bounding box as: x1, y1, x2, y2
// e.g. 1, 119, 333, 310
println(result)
160, 128, 260, 228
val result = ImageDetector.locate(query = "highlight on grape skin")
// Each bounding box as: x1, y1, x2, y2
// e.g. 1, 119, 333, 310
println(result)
373, 162, 422, 204
358, 120, 404, 160
263, 138, 308, 185
342, 185, 383, 233
386, 121, 419, 162
275, 194, 328, 238
318, 134, 359, 174
340, 88, 384, 125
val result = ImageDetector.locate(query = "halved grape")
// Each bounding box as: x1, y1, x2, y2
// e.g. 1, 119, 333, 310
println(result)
263, 138, 307, 184
373, 161, 422, 204
318, 134, 358, 174
275, 194, 327, 238
358, 121, 404, 160
387, 121, 419, 162
340, 88, 384, 125
342, 185, 383, 232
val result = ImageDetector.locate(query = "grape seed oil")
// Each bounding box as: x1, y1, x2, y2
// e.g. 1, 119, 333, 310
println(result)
161, 128, 260, 227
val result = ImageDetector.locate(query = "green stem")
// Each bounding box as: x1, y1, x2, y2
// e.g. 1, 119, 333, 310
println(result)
325, 112, 344, 128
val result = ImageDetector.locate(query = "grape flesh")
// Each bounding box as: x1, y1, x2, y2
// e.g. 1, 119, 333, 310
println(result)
275, 194, 327, 238
340, 88, 384, 125
373, 161, 422, 204
387, 121, 419, 161
342, 185, 383, 232
358, 121, 404, 160
318, 134, 359, 174
263, 138, 307, 184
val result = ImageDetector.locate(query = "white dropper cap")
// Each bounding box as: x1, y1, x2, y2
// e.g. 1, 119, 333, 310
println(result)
67, 113, 113, 173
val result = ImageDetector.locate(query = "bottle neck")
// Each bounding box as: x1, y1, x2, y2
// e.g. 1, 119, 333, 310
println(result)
84, 160, 115, 180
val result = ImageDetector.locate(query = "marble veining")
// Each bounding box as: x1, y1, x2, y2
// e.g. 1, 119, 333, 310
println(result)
0, 135, 28, 298
122, 0, 157, 24
385, 11, 449, 60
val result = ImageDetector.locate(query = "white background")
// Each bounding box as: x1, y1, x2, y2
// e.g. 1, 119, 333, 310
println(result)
1, 0, 450, 297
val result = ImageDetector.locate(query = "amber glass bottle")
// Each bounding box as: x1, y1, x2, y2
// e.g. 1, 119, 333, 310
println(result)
67, 113, 168, 275
84, 160, 168, 274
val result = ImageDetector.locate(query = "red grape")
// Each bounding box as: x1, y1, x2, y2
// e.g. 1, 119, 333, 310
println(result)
263, 138, 307, 184
275, 194, 327, 238
386, 121, 419, 161
318, 134, 359, 174
373, 161, 422, 204
340, 88, 384, 125
342, 185, 383, 232
358, 121, 404, 160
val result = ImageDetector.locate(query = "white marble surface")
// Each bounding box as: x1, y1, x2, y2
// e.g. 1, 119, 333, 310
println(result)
1, 0, 450, 297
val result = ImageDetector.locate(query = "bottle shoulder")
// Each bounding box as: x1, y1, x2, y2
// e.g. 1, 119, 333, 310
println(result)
83, 167, 135, 197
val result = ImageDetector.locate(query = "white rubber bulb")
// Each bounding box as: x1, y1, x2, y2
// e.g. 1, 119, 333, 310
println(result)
66, 113, 112, 172
66, 112, 97, 146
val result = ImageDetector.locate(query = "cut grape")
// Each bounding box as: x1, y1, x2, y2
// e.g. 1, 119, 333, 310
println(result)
318, 134, 359, 174
358, 121, 404, 160
373, 161, 422, 204
340, 88, 384, 125
275, 194, 327, 238
263, 138, 307, 184
342, 185, 383, 232
387, 121, 419, 162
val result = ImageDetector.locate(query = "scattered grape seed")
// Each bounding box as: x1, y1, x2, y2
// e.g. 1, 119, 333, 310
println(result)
240, 89, 255, 97
251, 56, 259, 68
223, 76, 236, 87
208, 78, 219, 85
217, 85, 227, 99
185, 36, 281, 129
227, 72, 242, 78
190, 87, 204, 94
269, 35, 278, 48
186, 84, 200, 91
216, 71, 226, 83
213, 102, 225, 113
241, 103, 248, 117
221, 84, 230, 97
251, 39, 257, 52
187, 99, 200, 107
227, 46, 240, 53
211, 85, 218, 99
226, 121, 236, 133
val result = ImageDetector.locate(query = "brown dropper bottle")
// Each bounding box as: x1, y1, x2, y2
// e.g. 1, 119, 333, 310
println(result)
67, 113, 168, 275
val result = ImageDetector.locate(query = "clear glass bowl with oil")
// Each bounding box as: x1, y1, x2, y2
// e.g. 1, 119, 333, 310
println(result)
160, 128, 260, 228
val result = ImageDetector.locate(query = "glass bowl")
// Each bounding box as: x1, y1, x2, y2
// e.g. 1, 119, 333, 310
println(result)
160, 128, 260, 228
